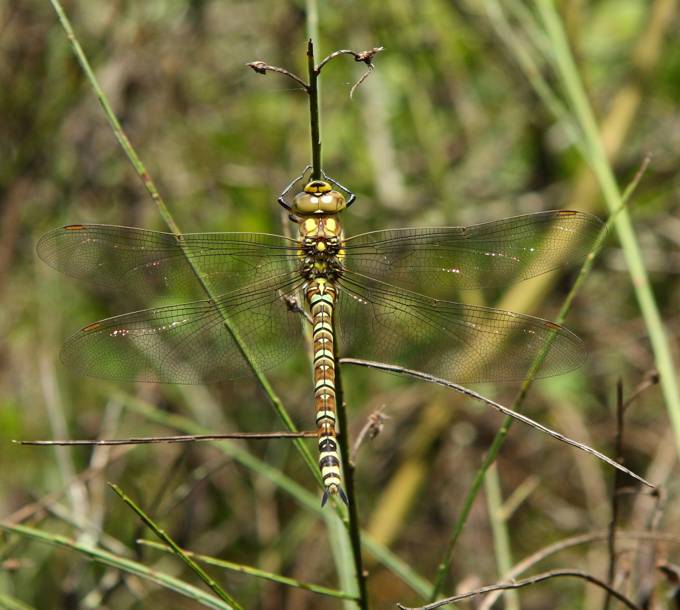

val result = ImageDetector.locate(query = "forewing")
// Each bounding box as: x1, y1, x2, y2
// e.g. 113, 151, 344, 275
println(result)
336, 272, 585, 383
37, 225, 299, 299
60, 274, 305, 383
343, 211, 602, 293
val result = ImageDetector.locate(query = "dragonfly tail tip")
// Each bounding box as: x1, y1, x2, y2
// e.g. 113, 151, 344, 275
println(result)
320, 486, 349, 507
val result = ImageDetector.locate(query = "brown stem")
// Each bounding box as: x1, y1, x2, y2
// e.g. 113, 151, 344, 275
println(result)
398, 569, 641, 610
18, 431, 318, 446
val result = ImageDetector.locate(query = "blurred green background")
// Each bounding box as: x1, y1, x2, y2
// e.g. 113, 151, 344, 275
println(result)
1, 1, 679, 608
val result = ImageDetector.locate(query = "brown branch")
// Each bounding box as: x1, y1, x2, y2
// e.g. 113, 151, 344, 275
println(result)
246, 61, 309, 91
604, 380, 626, 610
351, 406, 389, 463
398, 569, 641, 610
17, 431, 318, 446
339, 358, 654, 488
622, 369, 660, 413
315, 46, 384, 97
315, 47, 384, 72
349, 65, 374, 99
604, 371, 660, 609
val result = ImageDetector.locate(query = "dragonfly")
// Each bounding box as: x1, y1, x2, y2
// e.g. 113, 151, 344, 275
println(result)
38, 169, 602, 505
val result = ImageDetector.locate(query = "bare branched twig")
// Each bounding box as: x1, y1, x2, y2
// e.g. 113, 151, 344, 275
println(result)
248, 43, 383, 179
398, 569, 641, 610
315, 46, 384, 97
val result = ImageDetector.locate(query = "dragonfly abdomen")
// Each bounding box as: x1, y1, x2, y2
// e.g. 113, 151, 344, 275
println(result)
305, 278, 347, 506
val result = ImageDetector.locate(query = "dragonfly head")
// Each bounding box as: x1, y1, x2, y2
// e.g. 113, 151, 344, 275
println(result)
292, 180, 347, 215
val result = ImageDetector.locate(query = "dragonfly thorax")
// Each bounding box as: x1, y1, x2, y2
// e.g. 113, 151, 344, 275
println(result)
298, 215, 345, 281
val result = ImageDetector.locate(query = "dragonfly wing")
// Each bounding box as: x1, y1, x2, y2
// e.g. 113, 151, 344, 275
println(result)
60, 274, 305, 383
343, 211, 602, 292
37, 225, 299, 299
336, 272, 585, 383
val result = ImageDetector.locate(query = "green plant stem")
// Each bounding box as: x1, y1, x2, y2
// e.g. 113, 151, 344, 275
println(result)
139, 539, 357, 600
333, 320, 369, 610
110, 484, 243, 610
307, 39, 322, 179
428, 158, 651, 601
1, 522, 235, 610
0, 593, 34, 610
535, 0, 680, 460
304, 15, 365, 607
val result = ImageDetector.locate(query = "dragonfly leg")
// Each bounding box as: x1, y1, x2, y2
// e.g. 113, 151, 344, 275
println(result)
321, 170, 356, 207
278, 165, 313, 210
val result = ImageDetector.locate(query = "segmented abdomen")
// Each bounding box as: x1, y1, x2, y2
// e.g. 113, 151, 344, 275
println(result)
305, 278, 344, 504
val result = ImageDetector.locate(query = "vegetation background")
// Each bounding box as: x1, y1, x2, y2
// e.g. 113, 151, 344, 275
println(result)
1, 1, 679, 609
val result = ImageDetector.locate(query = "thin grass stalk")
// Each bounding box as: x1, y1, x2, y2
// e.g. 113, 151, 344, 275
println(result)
0, 523, 235, 610
0, 593, 34, 610
306, 0, 321, 179
304, 10, 365, 605
46, 0, 320, 488
110, 484, 242, 609
307, 40, 322, 179
484, 464, 520, 610
333, 317, 369, 610
409, 569, 640, 610
139, 539, 357, 600
535, 0, 680, 457
428, 159, 650, 601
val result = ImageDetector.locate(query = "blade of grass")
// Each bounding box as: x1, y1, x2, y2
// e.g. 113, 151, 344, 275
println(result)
484, 464, 520, 610
110, 484, 242, 610
0, 593, 35, 610
137, 539, 357, 601
535, 0, 680, 460
0, 522, 235, 610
